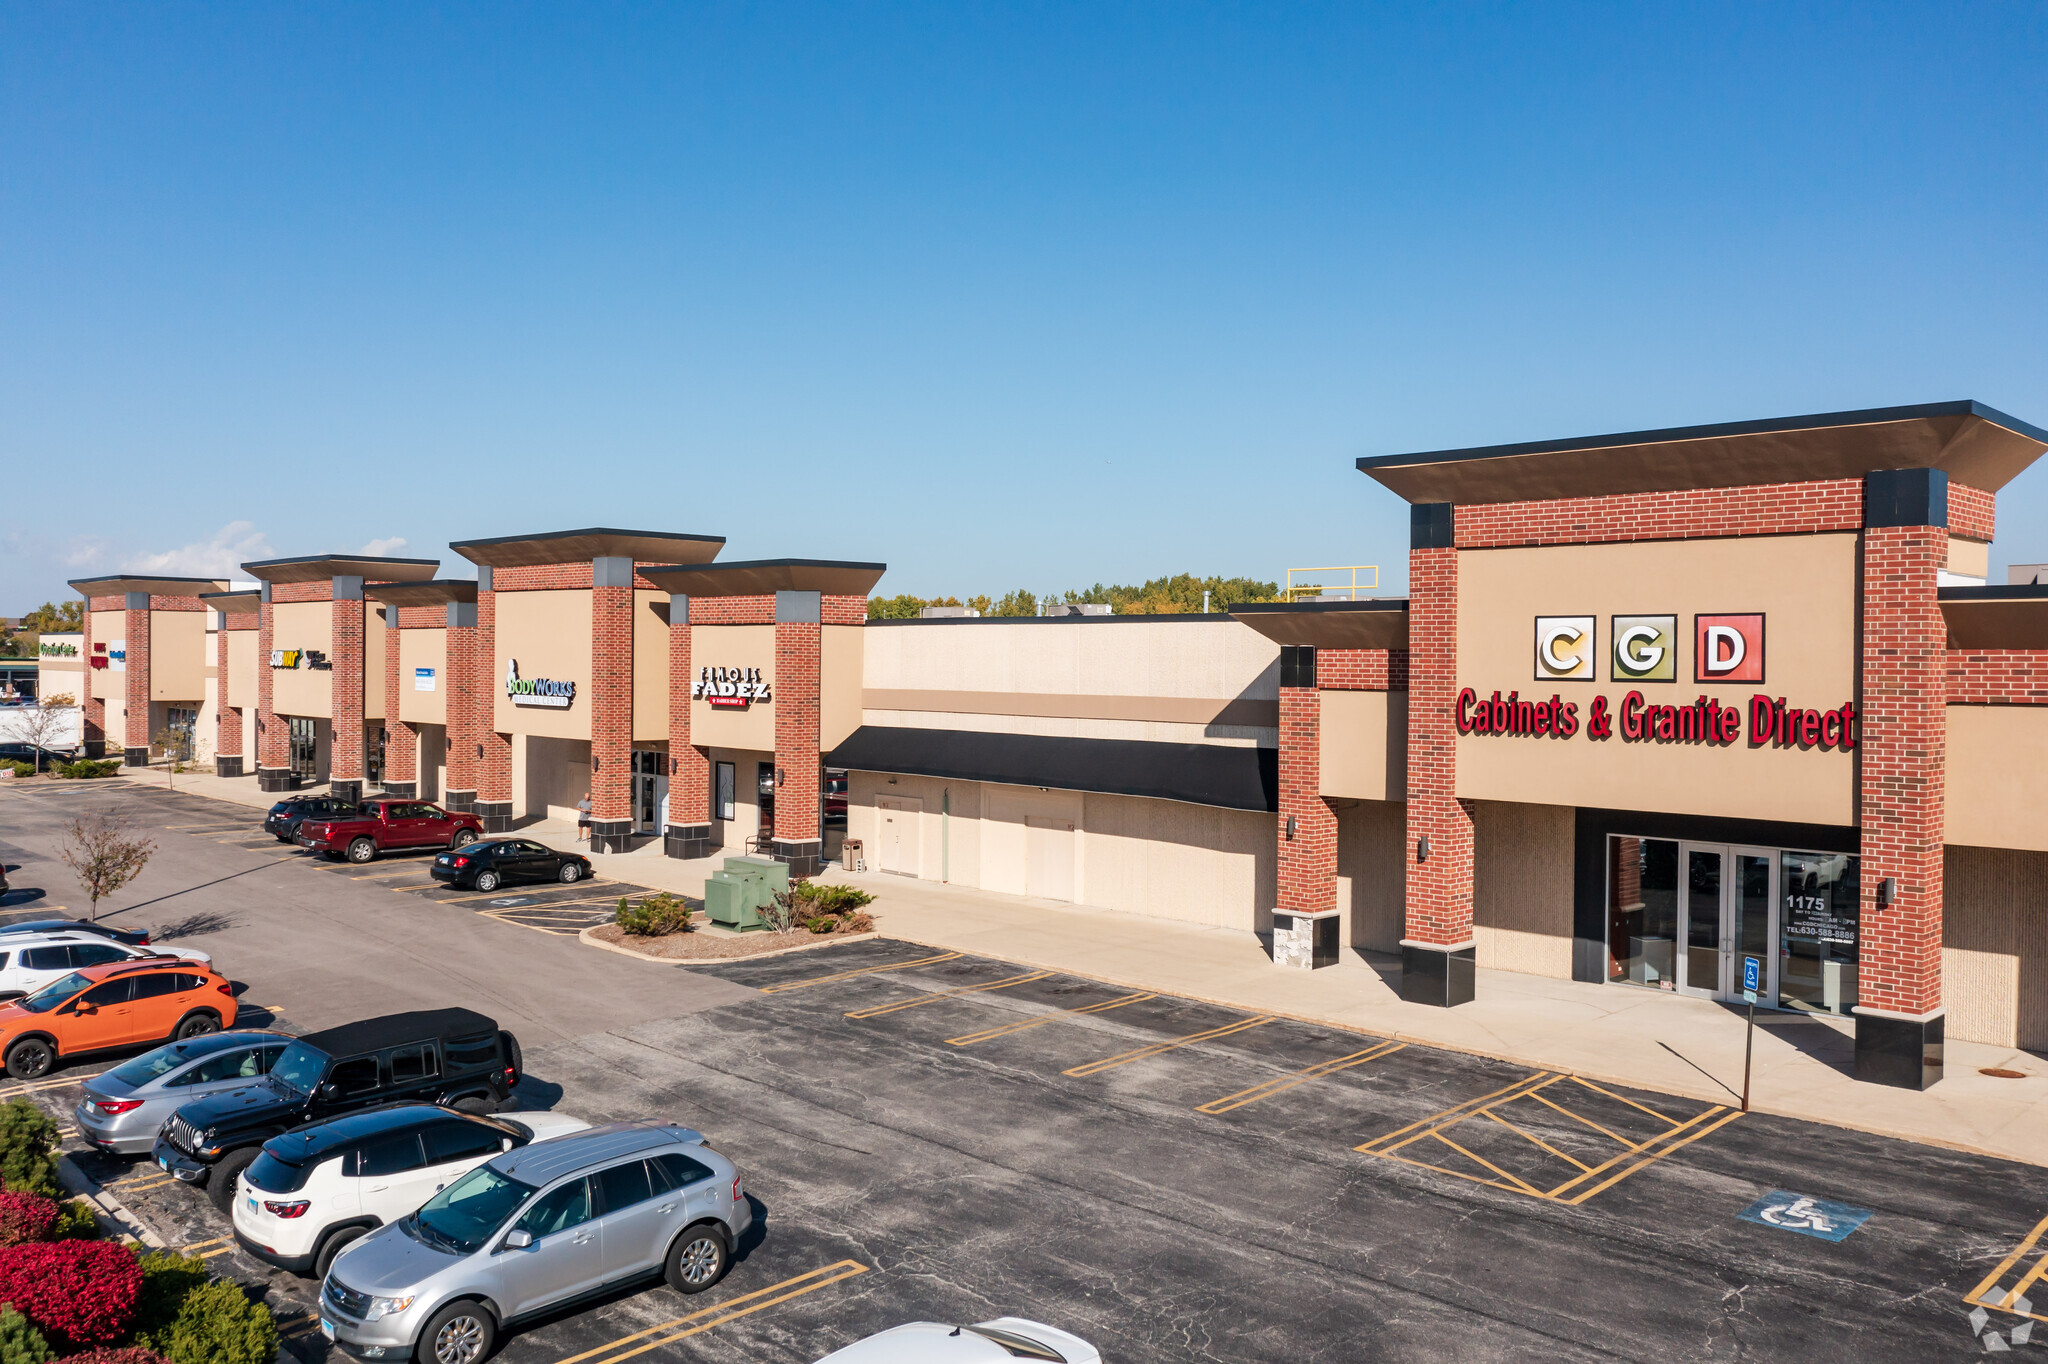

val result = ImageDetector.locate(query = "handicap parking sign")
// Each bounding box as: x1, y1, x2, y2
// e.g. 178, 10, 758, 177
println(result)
1738, 1190, 1872, 1243
1742, 955, 1761, 1001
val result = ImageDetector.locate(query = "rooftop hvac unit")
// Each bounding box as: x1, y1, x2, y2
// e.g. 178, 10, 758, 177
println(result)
917, 605, 980, 618
1044, 603, 1113, 617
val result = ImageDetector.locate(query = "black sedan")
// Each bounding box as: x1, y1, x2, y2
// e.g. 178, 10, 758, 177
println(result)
429, 838, 593, 892
263, 796, 359, 842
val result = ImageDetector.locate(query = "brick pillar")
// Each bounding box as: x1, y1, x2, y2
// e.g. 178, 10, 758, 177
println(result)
473, 569, 512, 832
1273, 647, 1340, 969
665, 594, 714, 859
328, 578, 366, 804
381, 604, 418, 797
587, 558, 636, 852
1854, 469, 1950, 1089
1403, 504, 1476, 1006
255, 587, 293, 789
214, 607, 243, 777
443, 596, 480, 812
80, 597, 105, 756
772, 591, 823, 877
122, 593, 151, 767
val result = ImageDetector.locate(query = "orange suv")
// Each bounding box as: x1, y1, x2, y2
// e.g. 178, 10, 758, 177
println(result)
0, 957, 239, 1080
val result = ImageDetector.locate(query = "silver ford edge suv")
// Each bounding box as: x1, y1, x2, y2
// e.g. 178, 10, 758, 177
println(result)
318, 1121, 750, 1363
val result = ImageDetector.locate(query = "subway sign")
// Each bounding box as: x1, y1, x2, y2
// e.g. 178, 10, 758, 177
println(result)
270, 648, 333, 671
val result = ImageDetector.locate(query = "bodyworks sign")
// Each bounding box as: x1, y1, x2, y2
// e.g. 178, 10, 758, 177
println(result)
505, 659, 575, 709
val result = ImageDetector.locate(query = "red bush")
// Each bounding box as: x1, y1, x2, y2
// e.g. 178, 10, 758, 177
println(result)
0, 1239, 142, 1343
0, 1192, 57, 1246
63, 1351, 168, 1364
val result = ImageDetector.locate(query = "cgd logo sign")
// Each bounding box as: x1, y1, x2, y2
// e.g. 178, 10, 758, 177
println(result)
1535, 614, 1766, 684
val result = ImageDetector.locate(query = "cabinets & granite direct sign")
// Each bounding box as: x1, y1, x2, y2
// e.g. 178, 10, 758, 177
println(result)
693, 666, 770, 710
505, 659, 575, 709
1460, 611, 1855, 751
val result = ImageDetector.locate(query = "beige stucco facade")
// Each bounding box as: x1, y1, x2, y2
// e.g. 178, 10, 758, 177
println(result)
690, 625, 776, 752
269, 601, 334, 717
147, 611, 208, 701
493, 589, 592, 739
398, 629, 448, 727
1943, 845, 2048, 1049
1319, 690, 1407, 802
1947, 705, 2048, 853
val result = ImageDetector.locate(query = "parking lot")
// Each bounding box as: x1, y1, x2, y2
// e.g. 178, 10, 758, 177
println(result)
2, 779, 2045, 1359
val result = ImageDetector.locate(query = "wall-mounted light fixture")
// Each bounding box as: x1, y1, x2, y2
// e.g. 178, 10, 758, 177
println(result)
1417, 836, 1430, 862
1877, 877, 1898, 909
1285, 815, 1298, 841
592, 755, 600, 772
476, 743, 484, 759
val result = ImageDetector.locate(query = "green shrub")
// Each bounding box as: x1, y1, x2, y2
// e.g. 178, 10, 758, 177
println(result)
0, 1104, 60, 1200
50, 1200, 98, 1241
54, 760, 119, 780
0, 1304, 52, 1363
133, 1278, 276, 1364
803, 916, 838, 935
126, 1253, 207, 1345
615, 892, 693, 937
792, 883, 876, 914
2, 763, 31, 780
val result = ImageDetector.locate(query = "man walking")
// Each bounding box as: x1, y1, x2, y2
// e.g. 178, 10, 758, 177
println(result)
576, 792, 592, 843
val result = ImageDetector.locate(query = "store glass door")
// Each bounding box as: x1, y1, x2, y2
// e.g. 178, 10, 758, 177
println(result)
287, 718, 318, 783
631, 751, 668, 835
1678, 844, 1779, 1003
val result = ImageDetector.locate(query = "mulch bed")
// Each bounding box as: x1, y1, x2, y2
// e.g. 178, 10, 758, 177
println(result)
588, 922, 869, 960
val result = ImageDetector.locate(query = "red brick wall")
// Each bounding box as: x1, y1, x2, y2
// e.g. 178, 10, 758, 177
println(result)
1316, 648, 1410, 691
330, 597, 365, 782
383, 611, 416, 785
224, 614, 257, 631
1276, 686, 1337, 914
823, 595, 866, 626
445, 617, 478, 795
590, 583, 633, 821
1858, 524, 1947, 1017
124, 605, 149, 750
215, 613, 240, 758
692, 596, 776, 625
668, 608, 707, 825
1404, 546, 1475, 947
257, 601, 286, 769
269, 581, 331, 604
491, 563, 667, 592
1947, 650, 2048, 704
1950, 483, 1995, 544
1455, 481, 1865, 549
476, 587, 511, 803
773, 620, 821, 841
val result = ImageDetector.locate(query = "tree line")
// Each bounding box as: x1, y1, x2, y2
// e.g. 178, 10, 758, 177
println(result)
867, 573, 1290, 620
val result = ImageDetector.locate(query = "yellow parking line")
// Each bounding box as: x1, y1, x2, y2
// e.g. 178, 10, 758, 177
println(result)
112, 1176, 176, 1194
180, 1236, 229, 1252
199, 1245, 236, 1258
1571, 1074, 1685, 1128
1063, 1015, 1275, 1078
1196, 1040, 1405, 1115
0, 1070, 109, 1099
1355, 1073, 1559, 1154
1430, 1129, 1546, 1197
759, 952, 963, 994
551, 1260, 871, 1364
1550, 1107, 1742, 1205
846, 969, 1055, 1020
947, 991, 1155, 1046
350, 864, 441, 879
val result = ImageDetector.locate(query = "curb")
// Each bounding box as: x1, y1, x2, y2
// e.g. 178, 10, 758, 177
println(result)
579, 925, 880, 964
55, 1151, 166, 1249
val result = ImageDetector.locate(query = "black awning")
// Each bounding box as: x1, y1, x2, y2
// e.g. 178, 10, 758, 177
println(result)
824, 726, 1278, 813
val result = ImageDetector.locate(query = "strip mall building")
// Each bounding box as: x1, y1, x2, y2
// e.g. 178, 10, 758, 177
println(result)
48, 402, 2048, 1089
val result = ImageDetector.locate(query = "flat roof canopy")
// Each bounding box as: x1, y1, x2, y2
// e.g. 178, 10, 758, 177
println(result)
241, 554, 441, 584
198, 589, 261, 616
1229, 599, 1410, 649
366, 580, 480, 608
639, 558, 887, 597
1941, 586, 2048, 650
1356, 401, 2048, 506
70, 574, 230, 598
448, 528, 725, 569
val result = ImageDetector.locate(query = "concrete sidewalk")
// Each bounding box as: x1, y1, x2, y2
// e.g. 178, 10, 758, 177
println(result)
106, 768, 2048, 1166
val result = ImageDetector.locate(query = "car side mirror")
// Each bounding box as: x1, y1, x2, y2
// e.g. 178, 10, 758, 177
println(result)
502, 1229, 533, 1250
316, 1081, 343, 1102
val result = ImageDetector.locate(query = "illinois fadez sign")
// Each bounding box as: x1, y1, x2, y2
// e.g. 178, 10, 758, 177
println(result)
693, 666, 770, 710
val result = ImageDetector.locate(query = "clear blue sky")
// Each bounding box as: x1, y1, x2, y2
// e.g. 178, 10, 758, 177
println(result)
5, 4, 2046, 610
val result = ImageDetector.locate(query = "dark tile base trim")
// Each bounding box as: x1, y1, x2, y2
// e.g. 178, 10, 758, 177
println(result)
443, 789, 476, 814
1273, 909, 1340, 969
666, 824, 715, 860
214, 755, 244, 778
772, 838, 824, 879
590, 819, 634, 855
1401, 943, 1477, 1008
256, 768, 300, 793
123, 747, 150, 768
378, 781, 417, 799
472, 800, 512, 834
329, 779, 363, 805
84, 741, 106, 759
1854, 1009, 1944, 1089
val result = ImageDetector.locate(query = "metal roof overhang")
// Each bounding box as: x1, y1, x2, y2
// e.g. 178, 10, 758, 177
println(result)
639, 559, 888, 597
198, 590, 261, 616
366, 580, 480, 608
448, 528, 725, 569
1228, 599, 1410, 649
69, 574, 231, 598
240, 555, 442, 584
1355, 401, 2048, 506
1941, 586, 2048, 650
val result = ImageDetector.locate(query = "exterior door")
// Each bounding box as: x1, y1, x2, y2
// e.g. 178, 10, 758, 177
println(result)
1678, 844, 1780, 1004
877, 797, 920, 875
1026, 816, 1077, 902
288, 718, 318, 782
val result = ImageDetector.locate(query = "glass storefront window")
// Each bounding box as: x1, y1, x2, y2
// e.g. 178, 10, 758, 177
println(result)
1779, 851, 1859, 1015
1607, 836, 1679, 989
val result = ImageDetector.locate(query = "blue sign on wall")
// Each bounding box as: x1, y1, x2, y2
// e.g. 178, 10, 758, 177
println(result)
1738, 1191, 1872, 1243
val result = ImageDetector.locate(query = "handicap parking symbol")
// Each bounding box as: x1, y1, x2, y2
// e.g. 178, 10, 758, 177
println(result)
1738, 1190, 1872, 1243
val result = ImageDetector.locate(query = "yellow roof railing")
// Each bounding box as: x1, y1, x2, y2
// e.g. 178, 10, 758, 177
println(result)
1283, 565, 1380, 602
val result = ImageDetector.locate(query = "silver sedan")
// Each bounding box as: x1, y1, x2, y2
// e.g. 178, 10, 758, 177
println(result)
74, 1031, 291, 1155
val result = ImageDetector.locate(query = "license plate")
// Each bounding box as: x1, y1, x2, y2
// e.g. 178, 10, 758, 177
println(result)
320, 1318, 336, 1342
157, 1156, 171, 1174
246, 1196, 257, 1212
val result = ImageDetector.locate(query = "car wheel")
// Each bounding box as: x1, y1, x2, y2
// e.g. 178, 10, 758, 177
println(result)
558, 863, 581, 884
416, 1300, 496, 1364
175, 1011, 222, 1040
348, 838, 377, 864
450, 828, 477, 848
451, 1096, 491, 1115
2, 1037, 52, 1081
663, 1225, 730, 1294
206, 1147, 259, 1213
313, 1225, 367, 1280
473, 870, 499, 893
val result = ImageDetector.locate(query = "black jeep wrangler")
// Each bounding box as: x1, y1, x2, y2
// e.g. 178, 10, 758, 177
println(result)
151, 1008, 522, 1211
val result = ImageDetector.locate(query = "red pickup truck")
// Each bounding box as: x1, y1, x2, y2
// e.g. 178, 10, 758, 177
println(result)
296, 799, 484, 864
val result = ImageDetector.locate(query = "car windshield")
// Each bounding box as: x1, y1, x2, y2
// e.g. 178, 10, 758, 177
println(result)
19, 972, 90, 1013
268, 1041, 331, 1094
109, 1041, 209, 1086
409, 1164, 534, 1256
